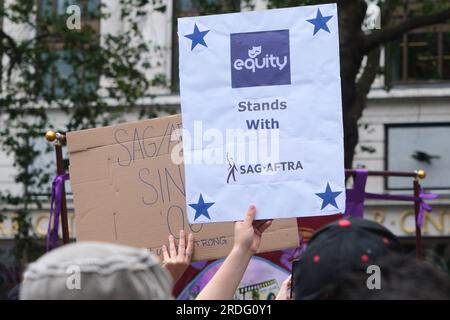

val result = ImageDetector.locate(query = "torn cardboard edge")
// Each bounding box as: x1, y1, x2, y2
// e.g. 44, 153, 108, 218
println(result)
67, 114, 182, 154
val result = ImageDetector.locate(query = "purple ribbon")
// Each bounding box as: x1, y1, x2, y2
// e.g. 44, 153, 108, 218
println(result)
364, 189, 438, 228
46, 173, 70, 252
344, 169, 438, 227
345, 169, 369, 218
416, 189, 438, 228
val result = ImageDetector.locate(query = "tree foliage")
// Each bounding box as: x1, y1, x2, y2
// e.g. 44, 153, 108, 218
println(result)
0, 0, 167, 262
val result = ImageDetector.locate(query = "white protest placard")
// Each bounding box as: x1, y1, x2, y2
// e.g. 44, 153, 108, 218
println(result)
178, 4, 346, 223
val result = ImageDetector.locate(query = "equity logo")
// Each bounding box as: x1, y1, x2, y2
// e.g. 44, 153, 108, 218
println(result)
230, 29, 291, 88
248, 46, 261, 58
233, 46, 288, 74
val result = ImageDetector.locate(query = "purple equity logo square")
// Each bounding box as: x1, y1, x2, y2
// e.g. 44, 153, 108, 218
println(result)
230, 29, 291, 89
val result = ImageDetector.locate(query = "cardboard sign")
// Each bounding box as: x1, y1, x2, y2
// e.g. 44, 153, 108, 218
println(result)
178, 4, 346, 224
67, 114, 299, 261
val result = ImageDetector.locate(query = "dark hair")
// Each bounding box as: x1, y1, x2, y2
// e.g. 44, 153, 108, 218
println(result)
293, 218, 403, 299
323, 254, 450, 300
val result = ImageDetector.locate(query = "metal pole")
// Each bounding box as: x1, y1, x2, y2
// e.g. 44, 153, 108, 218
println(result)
46, 131, 70, 245
345, 169, 426, 179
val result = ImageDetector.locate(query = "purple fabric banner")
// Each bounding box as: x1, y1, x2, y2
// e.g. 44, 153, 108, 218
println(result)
46, 173, 70, 252
345, 169, 369, 218
344, 169, 438, 227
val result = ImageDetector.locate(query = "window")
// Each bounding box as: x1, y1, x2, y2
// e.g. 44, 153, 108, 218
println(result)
443, 31, 450, 79
171, 0, 241, 91
0, 0, 3, 88
37, 0, 100, 97
42, 50, 97, 98
385, 123, 450, 190
40, 0, 100, 20
387, 29, 450, 83
386, 4, 450, 83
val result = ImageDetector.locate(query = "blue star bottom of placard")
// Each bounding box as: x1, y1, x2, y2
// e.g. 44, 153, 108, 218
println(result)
315, 183, 342, 210
189, 194, 215, 221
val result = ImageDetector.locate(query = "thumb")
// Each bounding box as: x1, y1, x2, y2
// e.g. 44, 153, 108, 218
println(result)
244, 204, 256, 225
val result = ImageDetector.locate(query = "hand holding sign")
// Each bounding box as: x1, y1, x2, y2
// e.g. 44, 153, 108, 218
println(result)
162, 230, 194, 283
275, 275, 292, 300
196, 205, 274, 300
233, 205, 273, 255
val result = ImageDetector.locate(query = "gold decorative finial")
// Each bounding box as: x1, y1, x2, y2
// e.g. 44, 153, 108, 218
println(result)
45, 130, 57, 142
45, 130, 66, 145
416, 170, 426, 179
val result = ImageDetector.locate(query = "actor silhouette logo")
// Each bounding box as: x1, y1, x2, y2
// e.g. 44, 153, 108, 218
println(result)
226, 153, 238, 184
248, 46, 262, 59
230, 29, 291, 88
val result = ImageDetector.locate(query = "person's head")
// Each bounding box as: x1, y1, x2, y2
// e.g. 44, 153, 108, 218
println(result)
293, 217, 403, 299
20, 241, 173, 300
324, 254, 450, 299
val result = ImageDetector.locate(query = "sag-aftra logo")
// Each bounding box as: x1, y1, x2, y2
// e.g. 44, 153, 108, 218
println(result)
230, 29, 291, 88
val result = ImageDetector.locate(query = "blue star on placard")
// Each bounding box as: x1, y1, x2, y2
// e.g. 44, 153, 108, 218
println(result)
316, 183, 342, 210
307, 8, 333, 35
189, 194, 214, 221
185, 23, 210, 50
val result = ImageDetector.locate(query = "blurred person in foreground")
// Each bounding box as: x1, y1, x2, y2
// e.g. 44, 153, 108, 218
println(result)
20, 204, 271, 300
284, 217, 450, 300
325, 253, 450, 300
290, 217, 403, 300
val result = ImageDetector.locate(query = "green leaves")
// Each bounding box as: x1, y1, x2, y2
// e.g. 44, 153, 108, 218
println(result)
0, 0, 167, 262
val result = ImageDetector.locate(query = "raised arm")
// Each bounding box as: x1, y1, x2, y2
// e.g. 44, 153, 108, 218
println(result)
196, 205, 272, 300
